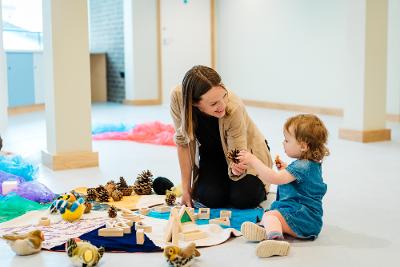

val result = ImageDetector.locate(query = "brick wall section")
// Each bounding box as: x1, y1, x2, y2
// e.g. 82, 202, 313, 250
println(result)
88, 0, 125, 103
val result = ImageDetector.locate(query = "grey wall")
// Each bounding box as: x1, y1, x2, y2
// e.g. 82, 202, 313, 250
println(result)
88, 0, 125, 103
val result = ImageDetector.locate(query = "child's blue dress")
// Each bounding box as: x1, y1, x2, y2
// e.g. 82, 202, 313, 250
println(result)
270, 159, 327, 239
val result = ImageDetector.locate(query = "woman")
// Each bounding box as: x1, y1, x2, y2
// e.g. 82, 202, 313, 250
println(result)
170, 65, 272, 208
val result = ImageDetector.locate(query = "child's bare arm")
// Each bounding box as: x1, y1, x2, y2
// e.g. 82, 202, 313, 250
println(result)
238, 151, 295, 185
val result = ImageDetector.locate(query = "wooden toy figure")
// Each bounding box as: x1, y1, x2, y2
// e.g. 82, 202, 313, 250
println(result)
164, 242, 200, 267
66, 238, 105, 267
2, 230, 44, 256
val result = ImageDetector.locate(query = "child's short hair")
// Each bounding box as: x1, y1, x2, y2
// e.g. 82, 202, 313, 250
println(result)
284, 114, 329, 161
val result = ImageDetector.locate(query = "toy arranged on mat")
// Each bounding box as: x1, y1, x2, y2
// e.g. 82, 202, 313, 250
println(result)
139, 207, 151, 216
164, 242, 201, 267
220, 210, 232, 218
226, 148, 240, 164
165, 189, 177, 206
50, 192, 85, 222
2, 230, 44, 256
153, 176, 174, 195
66, 238, 104, 267
209, 217, 230, 227
84, 202, 92, 213
165, 207, 207, 243
133, 170, 154, 195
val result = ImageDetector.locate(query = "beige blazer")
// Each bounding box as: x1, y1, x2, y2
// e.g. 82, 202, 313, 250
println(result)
170, 86, 272, 190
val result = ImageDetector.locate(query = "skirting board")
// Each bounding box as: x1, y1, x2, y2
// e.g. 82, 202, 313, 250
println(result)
8, 104, 45, 115
123, 99, 161, 106
338, 128, 391, 143
42, 150, 99, 170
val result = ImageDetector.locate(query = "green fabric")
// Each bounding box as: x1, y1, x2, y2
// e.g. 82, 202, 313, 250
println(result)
180, 211, 192, 223
0, 193, 50, 223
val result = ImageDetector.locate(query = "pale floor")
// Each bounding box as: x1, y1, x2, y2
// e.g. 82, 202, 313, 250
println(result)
1, 103, 400, 267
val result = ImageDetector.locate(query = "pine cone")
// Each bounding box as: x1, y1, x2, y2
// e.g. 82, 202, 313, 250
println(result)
133, 170, 153, 195
86, 188, 98, 201
111, 189, 123, 201
84, 202, 92, 213
105, 180, 116, 196
108, 206, 118, 218
227, 148, 240, 164
97, 190, 110, 202
165, 190, 176, 206
120, 186, 134, 196
117, 176, 128, 189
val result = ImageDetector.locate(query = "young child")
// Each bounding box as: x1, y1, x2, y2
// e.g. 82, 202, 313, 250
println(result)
237, 114, 329, 258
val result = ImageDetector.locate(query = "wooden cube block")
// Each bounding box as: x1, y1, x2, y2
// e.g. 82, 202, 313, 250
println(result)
153, 205, 171, 213
209, 217, 230, 227
139, 207, 150, 216
198, 208, 210, 219
220, 210, 232, 218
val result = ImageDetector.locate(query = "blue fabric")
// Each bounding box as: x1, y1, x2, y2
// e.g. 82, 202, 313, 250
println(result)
148, 208, 264, 231
270, 160, 327, 239
0, 155, 37, 181
49, 225, 161, 253
91, 123, 134, 135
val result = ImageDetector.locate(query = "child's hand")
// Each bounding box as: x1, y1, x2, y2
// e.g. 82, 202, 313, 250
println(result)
237, 150, 256, 166
274, 155, 287, 170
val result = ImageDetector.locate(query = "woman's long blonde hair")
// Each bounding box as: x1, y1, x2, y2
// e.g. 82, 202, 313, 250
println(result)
181, 65, 224, 141
284, 114, 330, 162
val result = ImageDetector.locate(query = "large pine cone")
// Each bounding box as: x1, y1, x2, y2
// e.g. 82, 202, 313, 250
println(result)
133, 170, 153, 195
226, 148, 240, 164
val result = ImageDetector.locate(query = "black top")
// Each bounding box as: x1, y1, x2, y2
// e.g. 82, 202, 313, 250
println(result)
194, 108, 228, 170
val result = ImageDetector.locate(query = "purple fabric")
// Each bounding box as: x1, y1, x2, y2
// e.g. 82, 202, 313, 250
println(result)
14, 181, 55, 203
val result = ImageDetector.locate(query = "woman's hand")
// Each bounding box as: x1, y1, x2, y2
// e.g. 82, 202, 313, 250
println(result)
231, 162, 246, 176
180, 190, 193, 207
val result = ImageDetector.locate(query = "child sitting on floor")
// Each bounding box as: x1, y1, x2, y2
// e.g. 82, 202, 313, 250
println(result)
237, 114, 329, 258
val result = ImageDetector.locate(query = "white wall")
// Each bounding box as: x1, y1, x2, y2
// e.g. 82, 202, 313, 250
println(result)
0, 0, 8, 132
216, 0, 400, 116
33, 52, 45, 104
124, 0, 158, 101
387, 0, 400, 116
161, 0, 211, 104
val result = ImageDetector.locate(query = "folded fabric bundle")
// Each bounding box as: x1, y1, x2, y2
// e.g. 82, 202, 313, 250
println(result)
93, 121, 176, 146
0, 155, 38, 181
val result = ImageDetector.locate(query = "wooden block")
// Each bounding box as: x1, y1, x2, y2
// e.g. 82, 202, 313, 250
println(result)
209, 217, 230, 227
178, 230, 207, 241
38, 217, 50, 226
98, 228, 124, 237
135, 222, 152, 233
136, 229, 145, 245
198, 208, 210, 219
122, 214, 142, 222
153, 205, 170, 213
220, 210, 232, 218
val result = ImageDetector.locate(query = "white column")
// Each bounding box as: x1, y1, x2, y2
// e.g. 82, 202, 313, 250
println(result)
123, 0, 160, 105
42, 0, 98, 170
0, 0, 8, 133
340, 0, 391, 142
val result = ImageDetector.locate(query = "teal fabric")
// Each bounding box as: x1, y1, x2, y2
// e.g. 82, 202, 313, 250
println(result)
148, 207, 264, 231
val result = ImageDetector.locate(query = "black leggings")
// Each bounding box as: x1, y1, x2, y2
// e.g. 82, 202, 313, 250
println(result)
193, 161, 267, 209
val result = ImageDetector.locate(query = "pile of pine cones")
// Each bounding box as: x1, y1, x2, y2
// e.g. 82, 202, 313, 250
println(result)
85, 171, 155, 202
85, 177, 133, 202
